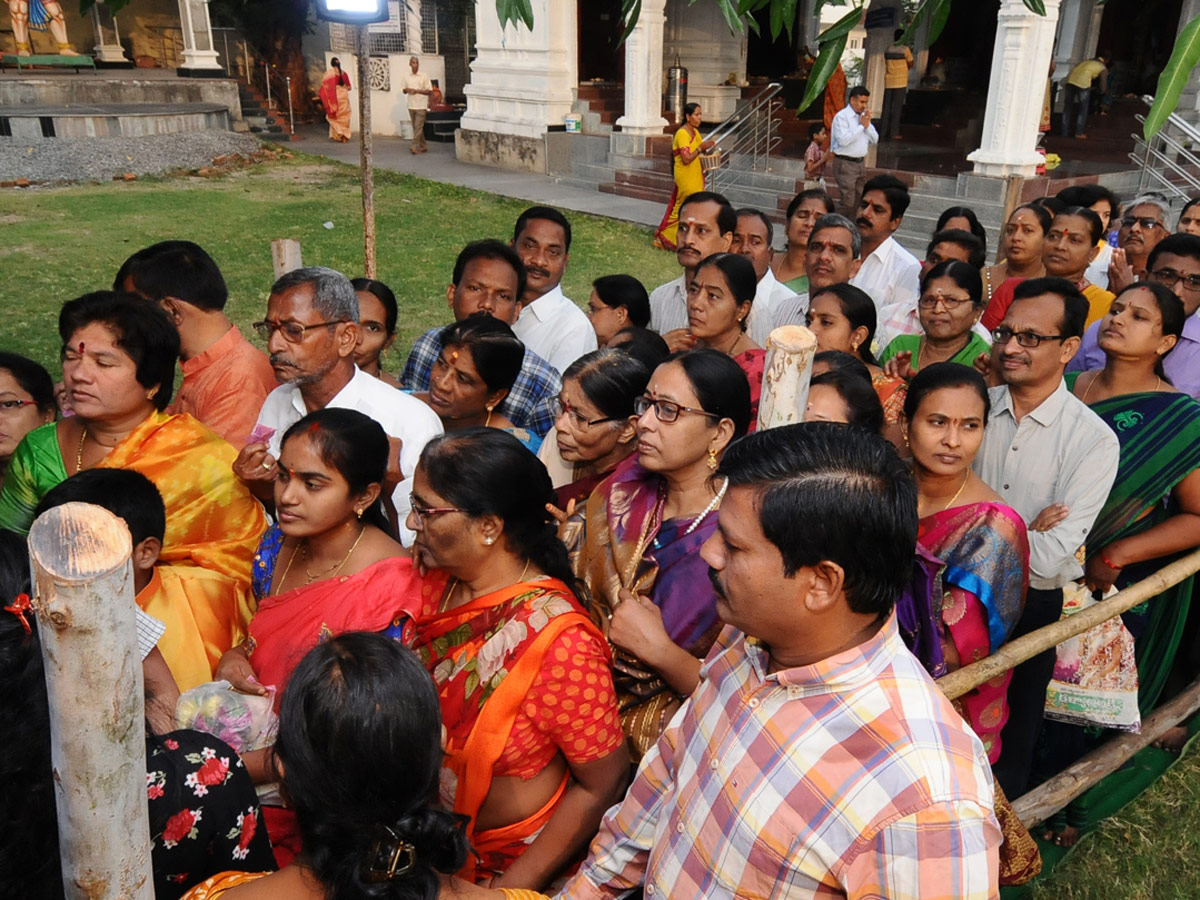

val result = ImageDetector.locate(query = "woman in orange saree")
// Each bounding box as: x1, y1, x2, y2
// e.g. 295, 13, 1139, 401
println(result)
396, 428, 628, 890
319, 58, 352, 142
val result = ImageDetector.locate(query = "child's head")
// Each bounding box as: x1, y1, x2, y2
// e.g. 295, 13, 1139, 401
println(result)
35, 469, 166, 591
809, 123, 827, 142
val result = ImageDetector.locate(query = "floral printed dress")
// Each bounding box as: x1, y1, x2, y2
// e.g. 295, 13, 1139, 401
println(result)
148, 729, 276, 899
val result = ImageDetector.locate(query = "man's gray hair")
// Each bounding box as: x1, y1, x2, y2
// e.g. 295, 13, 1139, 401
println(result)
810, 213, 863, 258
270, 266, 359, 323
1125, 194, 1171, 223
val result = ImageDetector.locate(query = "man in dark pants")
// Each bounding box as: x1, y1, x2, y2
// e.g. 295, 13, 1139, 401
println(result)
973, 277, 1120, 798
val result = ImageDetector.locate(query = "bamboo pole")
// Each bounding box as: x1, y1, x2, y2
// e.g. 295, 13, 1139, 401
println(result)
1012, 675, 1200, 827
29, 502, 152, 900
757, 325, 818, 431
356, 26, 377, 279
938, 546, 1200, 700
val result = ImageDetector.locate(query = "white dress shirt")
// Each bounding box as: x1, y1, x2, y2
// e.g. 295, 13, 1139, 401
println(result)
648, 273, 689, 334
745, 269, 803, 346
851, 236, 922, 320
254, 366, 444, 546
973, 381, 1120, 590
513, 284, 597, 375
830, 103, 878, 159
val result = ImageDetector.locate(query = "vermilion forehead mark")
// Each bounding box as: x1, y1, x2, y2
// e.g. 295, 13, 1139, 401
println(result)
78, 342, 85, 354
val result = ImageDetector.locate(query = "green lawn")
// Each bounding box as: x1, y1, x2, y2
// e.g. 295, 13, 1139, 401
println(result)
0, 151, 678, 377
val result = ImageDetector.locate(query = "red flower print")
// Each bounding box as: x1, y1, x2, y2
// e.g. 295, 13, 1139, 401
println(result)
147, 782, 164, 800
168, 873, 189, 884
161, 808, 201, 848
165, 739, 179, 750
229, 808, 259, 860
196, 756, 229, 786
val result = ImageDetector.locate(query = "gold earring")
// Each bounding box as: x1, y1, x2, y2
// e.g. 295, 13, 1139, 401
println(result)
706, 447, 718, 470
355, 508, 363, 519
146, 389, 156, 400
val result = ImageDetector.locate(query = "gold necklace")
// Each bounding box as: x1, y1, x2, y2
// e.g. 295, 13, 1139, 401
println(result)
302, 526, 366, 584
442, 559, 531, 611
940, 472, 970, 512
76, 426, 87, 473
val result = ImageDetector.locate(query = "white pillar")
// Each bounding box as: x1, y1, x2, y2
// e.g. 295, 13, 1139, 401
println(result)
967, 0, 1061, 178
177, 0, 221, 71
616, 0, 668, 136
91, 3, 129, 65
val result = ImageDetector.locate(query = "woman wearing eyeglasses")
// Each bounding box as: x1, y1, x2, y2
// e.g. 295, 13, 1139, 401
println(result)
416, 317, 540, 453
0, 293, 266, 584
881, 261, 991, 381
549, 349, 649, 510
1037, 281, 1200, 846
561, 349, 752, 760
398, 427, 628, 890
0, 352, 55, 490
771, 188, 836, 294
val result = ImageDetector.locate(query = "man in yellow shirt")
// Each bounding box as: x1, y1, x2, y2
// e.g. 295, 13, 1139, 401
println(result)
881, 29, 913, 141
1062, 53, 1111, 139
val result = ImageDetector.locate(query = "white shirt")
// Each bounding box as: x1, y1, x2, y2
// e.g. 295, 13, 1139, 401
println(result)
973, 381, 1120, 589
1085, 241, 1113, 290
402, 70, 433, 111
648, 273, 689, 334
513, 284, 597, 375
254, 367, 444, 546
830, 103, 878, 159
851, 235, 921, 319
745, 268, 802, 347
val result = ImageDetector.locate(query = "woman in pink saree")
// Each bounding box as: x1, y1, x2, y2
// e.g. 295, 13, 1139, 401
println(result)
319, 58, 352, 142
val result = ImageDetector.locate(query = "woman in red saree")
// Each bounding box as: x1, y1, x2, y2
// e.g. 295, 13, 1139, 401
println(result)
215, 409, 416, 864
399, 428, 628, 890
319, 58, 352, 142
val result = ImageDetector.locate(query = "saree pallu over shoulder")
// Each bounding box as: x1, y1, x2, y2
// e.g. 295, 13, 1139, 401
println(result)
562, 456, 722, 758
410, 574, 607, 882
0, 421, 65, 533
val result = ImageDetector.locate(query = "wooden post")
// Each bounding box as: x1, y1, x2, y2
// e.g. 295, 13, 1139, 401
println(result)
270, 238, 303, 279
356, 26, 377, 279
938, 546, 1200, 700
757, 325, 818, 431
29, 502, 152, 900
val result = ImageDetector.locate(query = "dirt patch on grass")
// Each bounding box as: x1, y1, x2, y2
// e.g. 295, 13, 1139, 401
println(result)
259, 162, 343, 184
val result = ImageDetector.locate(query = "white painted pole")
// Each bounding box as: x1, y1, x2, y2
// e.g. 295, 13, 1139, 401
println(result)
29, 502, 152, 900
271, 238, 303, 278
757, 325, 818, 431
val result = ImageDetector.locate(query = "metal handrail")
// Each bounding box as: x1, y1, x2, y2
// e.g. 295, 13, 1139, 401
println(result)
705, 83, 784, 193
1133, 95, 1200, 197
261, 62, 295, 135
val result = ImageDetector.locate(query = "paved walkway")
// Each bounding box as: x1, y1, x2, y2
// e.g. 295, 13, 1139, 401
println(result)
292, 123, 665, 229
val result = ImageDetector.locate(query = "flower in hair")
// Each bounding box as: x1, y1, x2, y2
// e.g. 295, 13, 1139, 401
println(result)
4, 593, 32, 636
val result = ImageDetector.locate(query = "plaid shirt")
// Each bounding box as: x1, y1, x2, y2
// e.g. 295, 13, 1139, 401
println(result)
559, 614, 1001, 900
401, 327, 562, 439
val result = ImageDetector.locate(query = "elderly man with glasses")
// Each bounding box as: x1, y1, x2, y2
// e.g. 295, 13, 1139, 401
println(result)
234, 266, 442, 545
1069, 233, 1200, 399
1109, 195, 1172, 293
975, 276, 1120, 799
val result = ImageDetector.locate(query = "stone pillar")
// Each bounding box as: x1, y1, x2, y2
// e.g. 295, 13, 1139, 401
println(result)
967, 0, 1061, 178
616, 0, 668, 136
861, 0, 900, 166
91, 2, 130, 66
456, 0, 577, 172
177, 0, 221, 73
663, 0, 744, 121
1175, 0, 1200, 124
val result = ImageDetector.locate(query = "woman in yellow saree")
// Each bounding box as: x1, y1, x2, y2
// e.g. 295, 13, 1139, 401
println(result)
654, 103, 715, 251
0, 292, 266, 585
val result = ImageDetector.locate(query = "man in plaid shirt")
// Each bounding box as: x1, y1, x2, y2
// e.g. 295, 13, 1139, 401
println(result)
558, 424, 1001, 899
401, 240, 561, 439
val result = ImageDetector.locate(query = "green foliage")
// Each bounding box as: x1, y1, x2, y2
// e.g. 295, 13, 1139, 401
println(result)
1144, 15, 1200, 140
0, 153, 677, 379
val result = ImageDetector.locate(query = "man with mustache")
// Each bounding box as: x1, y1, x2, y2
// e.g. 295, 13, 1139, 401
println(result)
557, 424, 1001, 900
510, 206, 596, 374
850, 176, 922, 350
402, 240, 561, 439
1109, 195, 1172, 293
234, 266, 442, 544
793, 212, 863, 315
648, 191, 736, 350
975, 276, 1119, 798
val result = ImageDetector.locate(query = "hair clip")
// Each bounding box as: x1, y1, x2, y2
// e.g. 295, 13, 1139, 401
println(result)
4, 593, 32, 637
363, 824, 417, 883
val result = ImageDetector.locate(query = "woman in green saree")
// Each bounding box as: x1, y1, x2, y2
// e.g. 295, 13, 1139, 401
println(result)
1041, 281, 1200, 846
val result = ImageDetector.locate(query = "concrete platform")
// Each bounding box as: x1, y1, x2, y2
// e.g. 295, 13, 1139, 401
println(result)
1, 102, 230, 138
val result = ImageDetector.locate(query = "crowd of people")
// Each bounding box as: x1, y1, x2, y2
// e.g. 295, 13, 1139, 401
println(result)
4, 151, 1200, 900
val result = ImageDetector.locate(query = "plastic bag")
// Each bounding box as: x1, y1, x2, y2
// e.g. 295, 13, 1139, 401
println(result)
1044, 583, 1141, 733
175, 680, 278, 753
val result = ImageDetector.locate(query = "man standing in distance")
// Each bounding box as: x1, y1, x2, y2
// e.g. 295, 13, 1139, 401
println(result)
235, 267, 443, 544
830, 85, 877, 217
557, 424, 1000, 899
402, 56, 433, 154
648, 191, 736, 350
401, 240, 561, 439
510, 206, 596, 374
975, 277, 1119, 797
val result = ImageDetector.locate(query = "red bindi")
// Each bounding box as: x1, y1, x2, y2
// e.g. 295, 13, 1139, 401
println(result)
78, 342, 85, 354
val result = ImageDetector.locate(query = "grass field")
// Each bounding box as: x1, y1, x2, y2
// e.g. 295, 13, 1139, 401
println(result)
0, 151, 678, 377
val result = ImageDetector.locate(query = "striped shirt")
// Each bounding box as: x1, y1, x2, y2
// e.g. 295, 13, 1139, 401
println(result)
558, 614, 1001, 900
